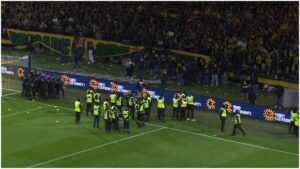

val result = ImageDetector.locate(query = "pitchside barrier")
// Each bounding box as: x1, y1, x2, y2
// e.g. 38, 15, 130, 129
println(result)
3, 66, 291, 124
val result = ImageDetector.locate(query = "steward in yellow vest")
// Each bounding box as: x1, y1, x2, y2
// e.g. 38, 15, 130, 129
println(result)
187, 95, 195, 121
172, 95, 179, 120
94, 90, 101, 105
157, 96, 166, 121
231, 110, 246, 136
104, 109, 111, 132
116, 95, 123, 116
74, 98, 82, 124
93, 104, 101, 128
180, 97, 187, 121
293, 111, 299, 137
128, 93, 135, 120
103, 98, 110, 112
137, 100, 146, 128
122, 108, 130, 133
110, 92, 117, 106
111, 106, 120, 131
143, 96, 152, 121
85, 90, 93, 116
220, 105, 227, 133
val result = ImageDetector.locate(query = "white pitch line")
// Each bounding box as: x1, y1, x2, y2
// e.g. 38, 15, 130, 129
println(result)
2, 105, 50, 118
27, 127, 165, 168
2, 91, 21, 97
147, 123, 299, 157
2, 88, 21, 93
3, 89, 299, 157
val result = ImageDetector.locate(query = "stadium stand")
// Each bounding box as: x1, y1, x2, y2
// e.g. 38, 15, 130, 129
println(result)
1, 1, 298, 82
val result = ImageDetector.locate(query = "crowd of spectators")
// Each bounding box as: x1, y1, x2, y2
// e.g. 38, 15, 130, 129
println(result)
2, 1, 298, 82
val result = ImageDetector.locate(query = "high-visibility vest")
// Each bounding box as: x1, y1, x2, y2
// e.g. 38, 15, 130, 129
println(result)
173, 98, 178, 108
221, 108, 227, 117
104, 110, 109, 120
94, 93, 101, 103
110, 94, 117, 103
235, 114, 241, 124
93, 105, 100, 116
187, 95, 194, 105
74, 101, 81, 112
139, 104, 145, 113
143, 99, 149, 108
128, 97, 133, 106
134, 104, 139, 114
157, 98, 165, 108
103, 101, 109, 111
87, 89, 94, 94
123, 110, 129, 119
290, 111, 295, 122
86, 93, 93, 103
295, 114, 299, 126
116, 97, 122, 106
181, 99, 187, 108
110, 110, 116, 119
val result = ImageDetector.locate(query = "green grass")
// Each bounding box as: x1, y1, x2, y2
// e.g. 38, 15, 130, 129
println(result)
1, 47, 278, 106
1, 76, 299, 167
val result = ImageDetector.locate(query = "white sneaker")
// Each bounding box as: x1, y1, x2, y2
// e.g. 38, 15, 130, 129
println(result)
186, 118, 190, 121
191, 118, 196, 122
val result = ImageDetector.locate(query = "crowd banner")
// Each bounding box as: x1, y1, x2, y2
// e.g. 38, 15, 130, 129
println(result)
5, 29, 144, 58
3, 65, 291, 124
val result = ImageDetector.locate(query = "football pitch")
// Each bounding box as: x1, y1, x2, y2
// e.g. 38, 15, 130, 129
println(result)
1, 77, 299, 168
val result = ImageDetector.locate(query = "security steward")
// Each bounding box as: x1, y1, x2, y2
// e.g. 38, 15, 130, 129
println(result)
143, 96, 152, 121
123, 108, 130, 133
231, 110, 246, 136
289, 109, 296, 134
74, 98, 82, 124
294, 111, 299, 137
103, 98, 110, 132
110, 106, 117, 131
220, 105, 227, 132
172, 94, 179, 120
85, 90, 93, 116
93, 103, 101, 128
180, 96, 187, 121
94, 90, 101, 106
137, 100, 146, 128
116, 94, 123, 116
110, 92, 117, 107
111, 106, 120, 131
128, 94, 135, 120
157, 96, 166, 121
187, 94, 195, 121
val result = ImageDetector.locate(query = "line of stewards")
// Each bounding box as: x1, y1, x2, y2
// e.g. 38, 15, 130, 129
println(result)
157, 96, 166, 121
74, 98, 83, 124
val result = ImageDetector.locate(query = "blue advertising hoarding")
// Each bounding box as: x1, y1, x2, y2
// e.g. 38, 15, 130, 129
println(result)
3, 66, 290, 124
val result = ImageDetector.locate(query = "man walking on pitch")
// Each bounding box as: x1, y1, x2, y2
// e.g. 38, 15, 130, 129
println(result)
220, 104, 227, 132
231, 110, 246, 136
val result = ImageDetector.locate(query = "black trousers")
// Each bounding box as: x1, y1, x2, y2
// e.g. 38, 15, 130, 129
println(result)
111, 103, 116, 107
137, 113, 145, 127
289, 122, 295, 134
172, 107, 179, 120
232, 124, 246, 136
220, 117, 226, 132
93, 115, 100, 128
187, 104, 194, 119
294, 125, 299, 137
123, 119, 130, 132
157, 108, 165, 121
105, 119, 110, 131
180, 108, 186, 120
117, 106, 123, 118
86, 102, 93, 116
129, 106, 135, 120
145, 108, 150, 121
75, 112, 81, 124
